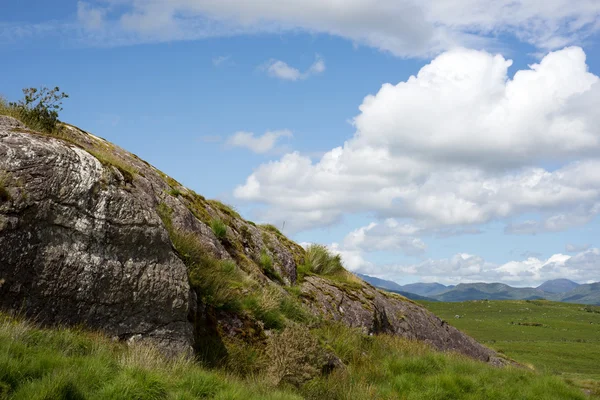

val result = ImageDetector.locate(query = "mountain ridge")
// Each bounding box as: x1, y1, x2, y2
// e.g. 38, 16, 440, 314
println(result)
359, 274, 600, 305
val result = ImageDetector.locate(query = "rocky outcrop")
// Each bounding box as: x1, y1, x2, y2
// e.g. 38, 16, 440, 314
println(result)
0, 115, 506, 365
301, 276, 507, 364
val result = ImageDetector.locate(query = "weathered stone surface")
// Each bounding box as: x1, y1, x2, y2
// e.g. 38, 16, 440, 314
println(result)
0, 117, 193, 355
301, 276, 507, 365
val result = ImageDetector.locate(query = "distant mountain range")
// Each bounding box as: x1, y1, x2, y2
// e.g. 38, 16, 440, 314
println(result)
357, 275, 600, 305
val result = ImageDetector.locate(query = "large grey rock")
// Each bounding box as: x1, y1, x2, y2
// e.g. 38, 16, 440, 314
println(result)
301, 276, 508, 365
0, 117, 193, 354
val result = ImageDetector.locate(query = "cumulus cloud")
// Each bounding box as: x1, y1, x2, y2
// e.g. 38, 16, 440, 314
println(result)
226, 130, 292, 154
263, 56, 325, 81
57, 1, 600, 55
235, 47, 600, 233
339, 247, 600, 287
343, 219, 426, 255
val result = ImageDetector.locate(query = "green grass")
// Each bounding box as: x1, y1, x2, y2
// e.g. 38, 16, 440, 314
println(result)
301, 244, 344, 277
210, 219, 228, 240
261, 224, 283, 236
87, 149, 138, 184
0, 314, 589, 400
0, 315, 301, 400
421, 299, 600, 395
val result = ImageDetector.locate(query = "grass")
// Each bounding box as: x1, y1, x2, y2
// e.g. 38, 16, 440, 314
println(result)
259, 249, 283, 283
0, 312, 590, 400
261, 224, 283, 236
421, 299, 600, 395
87, 149, 138, 184
301, 244, 344, 277
208, 200, 241, 219
0, 315, 301, 400
210, 219, 228, 240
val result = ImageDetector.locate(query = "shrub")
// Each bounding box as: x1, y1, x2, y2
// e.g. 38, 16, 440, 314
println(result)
1, 87, 68, 134
210, 219, 227, 240
303, 245, 344, 276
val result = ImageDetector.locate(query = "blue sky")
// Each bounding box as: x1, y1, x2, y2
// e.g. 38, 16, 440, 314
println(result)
2, 1, 600, 286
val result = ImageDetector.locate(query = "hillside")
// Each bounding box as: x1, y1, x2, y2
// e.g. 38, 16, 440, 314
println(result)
557, 283, 600, 305
0, 114, 546, 398
434, 283, 547, 302
366, 278, 600, 305
538, 279, 581, 294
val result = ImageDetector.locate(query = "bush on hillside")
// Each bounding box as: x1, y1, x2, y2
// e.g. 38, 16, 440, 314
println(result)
1, 87, 68, 133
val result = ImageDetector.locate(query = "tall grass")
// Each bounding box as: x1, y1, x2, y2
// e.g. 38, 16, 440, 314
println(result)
0, 315, 301, 400
210, 219, 228, 240
302, 244, 344, 276
0, 315, 588, 400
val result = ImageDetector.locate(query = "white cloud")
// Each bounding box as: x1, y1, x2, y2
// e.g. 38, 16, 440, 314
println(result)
263, 56, 326, 81
226, 129, 292, 154
77, 1, 106, 30
343, 219, 426, 255
235, 47, 600, 233
341, 248, 600, 287
59, 1, 600, 55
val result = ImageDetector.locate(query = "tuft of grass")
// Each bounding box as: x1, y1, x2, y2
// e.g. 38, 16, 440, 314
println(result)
259, 249, 282, 283
302, 244, 344, 276
167, 188, 182, 197
210, 219, 228, 240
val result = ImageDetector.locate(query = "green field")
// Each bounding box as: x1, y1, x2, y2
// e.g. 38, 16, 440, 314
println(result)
422, 300, 600, 395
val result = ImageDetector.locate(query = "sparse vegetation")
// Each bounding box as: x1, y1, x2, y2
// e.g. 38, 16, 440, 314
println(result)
208, 199, 241, 219
262, 223, 283, 236
87, 149, 138, 184
0, 87, 68, 134
167, 187, 182, 197
210, 218, 228, 240
259, 249, 282, 283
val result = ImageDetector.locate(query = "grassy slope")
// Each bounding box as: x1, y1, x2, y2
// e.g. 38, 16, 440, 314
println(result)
421, 300, 600, 396
0, 314, 592, 400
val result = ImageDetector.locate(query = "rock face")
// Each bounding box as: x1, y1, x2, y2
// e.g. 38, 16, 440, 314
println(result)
301, 276, 505, 364
0, 115, 505, 365
0, 117, 193, 354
